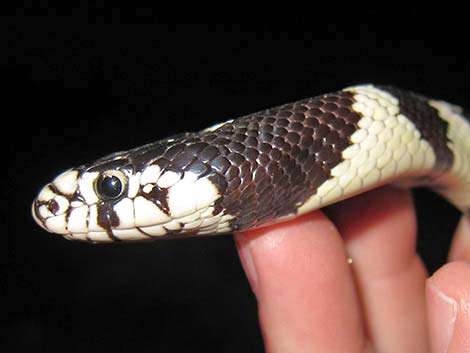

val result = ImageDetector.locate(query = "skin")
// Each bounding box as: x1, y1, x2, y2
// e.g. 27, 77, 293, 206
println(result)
235, 187, 470, 353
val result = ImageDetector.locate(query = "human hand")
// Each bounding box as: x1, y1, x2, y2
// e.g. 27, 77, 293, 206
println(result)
235, 187, 470, 353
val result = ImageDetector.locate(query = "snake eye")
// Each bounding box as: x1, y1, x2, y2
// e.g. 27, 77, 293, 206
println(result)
96, 171, 126, 200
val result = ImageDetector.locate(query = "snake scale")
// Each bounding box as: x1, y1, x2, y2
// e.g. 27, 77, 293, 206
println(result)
32, 85, 470, 242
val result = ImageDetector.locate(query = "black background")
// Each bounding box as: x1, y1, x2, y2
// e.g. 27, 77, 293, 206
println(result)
2, 23, 468, 352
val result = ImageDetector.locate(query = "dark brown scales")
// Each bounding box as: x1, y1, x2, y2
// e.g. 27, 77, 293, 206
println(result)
118, 91, 362, 232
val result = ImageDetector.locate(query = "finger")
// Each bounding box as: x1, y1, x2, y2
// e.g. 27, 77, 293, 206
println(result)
235, 212, 365, 353
427, 262, 470, 353
326, 187, 429, 353
449, 216, 470, 261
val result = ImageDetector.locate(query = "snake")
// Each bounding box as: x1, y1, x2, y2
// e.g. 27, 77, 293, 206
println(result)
32, 84, 470, 243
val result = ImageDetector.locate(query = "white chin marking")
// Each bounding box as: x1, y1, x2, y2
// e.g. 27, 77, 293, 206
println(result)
200, 215, 219, 228
167, 179, 197, 218
45, 214, 68, 234
52, 169, 79, 195
134, 196, 171, 227
113, 198, 135, 229
88, 204, 105, 232
194, 177, 220, 209
139, 224, 167, 236
103, 174, 228, 238
183, 219, 203, 230
70, 233, 88, 241
164, 220, 183, 231
67, 205, 89, 233
113, 228, 148, 241
88, 231, 111, 242
167, 175, 220, 218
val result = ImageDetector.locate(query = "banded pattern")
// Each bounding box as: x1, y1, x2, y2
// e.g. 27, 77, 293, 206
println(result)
32, 85, 470, 242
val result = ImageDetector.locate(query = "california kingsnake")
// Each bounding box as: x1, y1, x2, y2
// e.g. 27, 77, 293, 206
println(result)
32, 85, 470, 242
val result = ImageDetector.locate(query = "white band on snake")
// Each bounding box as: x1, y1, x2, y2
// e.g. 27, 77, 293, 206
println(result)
32, 84, 470, 242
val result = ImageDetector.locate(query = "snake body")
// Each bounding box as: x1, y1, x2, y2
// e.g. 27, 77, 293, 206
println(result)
32, 85, 470, 242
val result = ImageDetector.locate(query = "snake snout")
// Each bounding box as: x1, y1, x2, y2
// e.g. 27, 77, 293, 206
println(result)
31, 183, 71, 234
32, 169, 80, 235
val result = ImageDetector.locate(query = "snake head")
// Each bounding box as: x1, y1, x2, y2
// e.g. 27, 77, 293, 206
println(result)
32, 151, 135, 242
32, 145, 232, 242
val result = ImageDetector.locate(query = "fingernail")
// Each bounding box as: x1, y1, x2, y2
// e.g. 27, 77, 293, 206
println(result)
426, 282, 457, 353
235, 234, 258, 296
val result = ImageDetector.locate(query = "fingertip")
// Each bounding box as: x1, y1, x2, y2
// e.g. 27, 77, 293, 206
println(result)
427, 262, 470, 353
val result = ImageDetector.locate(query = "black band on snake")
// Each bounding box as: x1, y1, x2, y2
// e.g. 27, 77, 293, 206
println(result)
32, 84, 470, 242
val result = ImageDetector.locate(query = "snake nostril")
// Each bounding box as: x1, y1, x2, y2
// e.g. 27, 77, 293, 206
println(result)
47, 199, 59, 214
